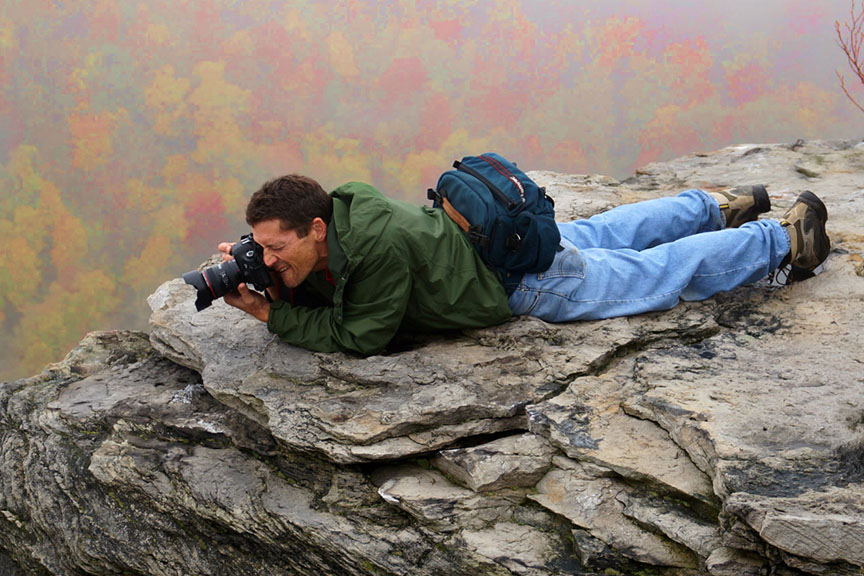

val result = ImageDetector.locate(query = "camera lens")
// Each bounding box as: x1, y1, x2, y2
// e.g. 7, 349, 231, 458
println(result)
182, 260, 242, 311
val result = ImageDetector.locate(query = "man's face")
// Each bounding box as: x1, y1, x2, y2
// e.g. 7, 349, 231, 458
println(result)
252, 218, 326, 288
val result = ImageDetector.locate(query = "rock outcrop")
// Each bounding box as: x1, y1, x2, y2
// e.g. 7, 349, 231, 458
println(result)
2, 140, 863, 575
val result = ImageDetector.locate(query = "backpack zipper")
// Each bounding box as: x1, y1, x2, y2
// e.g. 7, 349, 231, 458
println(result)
453, 160, 520, 211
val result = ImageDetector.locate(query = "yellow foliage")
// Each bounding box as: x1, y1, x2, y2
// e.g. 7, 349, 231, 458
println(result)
151, 205, 189, 242
188, 61, 255, 170
162, 155, 189, 186
0, 16, 17, 51
49, 212, 87, 276
589, 16, 644, 68
224, 29, 254, 56
380, 129, 496, 199
6, 145, 41, 198
545, 23, 584, 73
301, 128, 373, 189
124, 179, 164, 213
190, 61, 250, 115
388, 149, 443, 197
641, 104, 685, 142
789, 82, 836, 135
146, 23, 171, 46
122, 234, 172, 293
439, 129, 496, 160
36, 179, 62, 212
1, 226, 44, 310
11, 203, 47, 254
145, 66, 191, 137
327, 30, 361, 79
281, 6, 311, 42
12, 269, 120, 376
1, 149, 95, 310
217, 177, 247, 218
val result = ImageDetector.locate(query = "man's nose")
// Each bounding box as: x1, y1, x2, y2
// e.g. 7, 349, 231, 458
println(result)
263, 250, 277, 267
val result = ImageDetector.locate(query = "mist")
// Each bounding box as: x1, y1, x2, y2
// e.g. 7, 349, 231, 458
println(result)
1, 0, 860, 380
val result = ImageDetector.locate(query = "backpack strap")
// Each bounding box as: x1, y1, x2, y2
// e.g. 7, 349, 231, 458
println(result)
454, 160, 520, 211
441, 196, 471, 233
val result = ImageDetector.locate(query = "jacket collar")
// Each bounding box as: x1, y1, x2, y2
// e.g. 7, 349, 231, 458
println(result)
330, 183, 393, 273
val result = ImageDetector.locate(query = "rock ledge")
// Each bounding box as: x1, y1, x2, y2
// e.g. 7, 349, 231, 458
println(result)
2, 140, 863, 575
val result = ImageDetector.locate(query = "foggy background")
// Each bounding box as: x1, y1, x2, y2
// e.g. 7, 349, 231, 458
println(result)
1, 0, 861, 381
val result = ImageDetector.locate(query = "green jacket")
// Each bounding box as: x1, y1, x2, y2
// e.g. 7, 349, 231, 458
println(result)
266, 182, 512, 354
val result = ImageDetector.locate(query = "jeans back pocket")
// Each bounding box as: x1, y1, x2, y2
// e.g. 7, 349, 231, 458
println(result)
537, 247, 586, 280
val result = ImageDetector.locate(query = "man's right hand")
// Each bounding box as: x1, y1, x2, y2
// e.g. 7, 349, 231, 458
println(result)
223, 283, 271, 323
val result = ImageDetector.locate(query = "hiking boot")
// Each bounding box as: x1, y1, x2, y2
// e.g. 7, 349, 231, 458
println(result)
710, 184, 771, 228
780, 190, 830, 281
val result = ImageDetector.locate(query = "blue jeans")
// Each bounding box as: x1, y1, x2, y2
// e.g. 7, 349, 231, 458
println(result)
508, 189, 791, 321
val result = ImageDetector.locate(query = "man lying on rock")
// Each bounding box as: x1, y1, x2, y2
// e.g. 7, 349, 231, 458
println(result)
215, 174, 830, 356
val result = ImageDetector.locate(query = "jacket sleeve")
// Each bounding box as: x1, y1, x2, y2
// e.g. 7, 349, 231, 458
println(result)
266, 254, 412, 356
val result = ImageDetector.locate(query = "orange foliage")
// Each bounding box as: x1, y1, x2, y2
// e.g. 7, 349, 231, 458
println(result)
145, 66, 191, 137
87, 0, 121, 42
378, 57, 429, 102
637, 104, 704, 168
725, 60, 769, 105
591, 16, 644, 68
68, 112, 116, 171
182, 175, 228, 256
417, 92, 453, 150
43, 194, 88, 282
663, 38, 715, 105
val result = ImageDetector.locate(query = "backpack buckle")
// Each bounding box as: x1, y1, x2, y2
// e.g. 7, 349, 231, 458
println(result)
506, 233, 522, 251
468, 225, 489, 247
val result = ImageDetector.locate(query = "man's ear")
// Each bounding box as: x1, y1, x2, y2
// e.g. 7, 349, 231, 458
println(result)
310, 217, 327, 241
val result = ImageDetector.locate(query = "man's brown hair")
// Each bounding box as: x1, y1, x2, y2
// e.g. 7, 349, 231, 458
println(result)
246, 174, 333, 237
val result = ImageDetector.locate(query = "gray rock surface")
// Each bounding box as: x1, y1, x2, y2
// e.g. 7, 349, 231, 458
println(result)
2, 139, 863, 575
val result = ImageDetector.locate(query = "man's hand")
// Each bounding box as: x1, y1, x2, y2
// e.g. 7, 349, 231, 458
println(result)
223, 283, 271, 322
218, 240, 283, 305
218, 242, 235, 262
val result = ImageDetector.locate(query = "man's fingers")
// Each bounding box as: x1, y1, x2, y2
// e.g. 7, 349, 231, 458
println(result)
224, 284, 253, 311
223, 283, 270, 322
218, 242, 235, 262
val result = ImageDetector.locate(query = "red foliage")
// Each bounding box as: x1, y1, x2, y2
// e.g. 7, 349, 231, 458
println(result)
467, 84, 532, 128
429, 19, 463, 45
184, 189, 227, 256
192, 0, 225, 55
726, 62, 769, 106
378, 57, 428, 102
253, 22, 296, 78
416, 92, 453, 150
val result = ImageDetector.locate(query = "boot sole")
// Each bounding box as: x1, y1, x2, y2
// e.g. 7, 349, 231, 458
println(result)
751, 184, 771, 213
796, 190, 828, 222
789, 190, 830, 281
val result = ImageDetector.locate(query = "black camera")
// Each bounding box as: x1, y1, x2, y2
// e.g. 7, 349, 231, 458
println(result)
183, 234, 273, 311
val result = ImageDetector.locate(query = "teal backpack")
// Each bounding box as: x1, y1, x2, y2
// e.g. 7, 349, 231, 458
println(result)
428, 153, 560, 293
